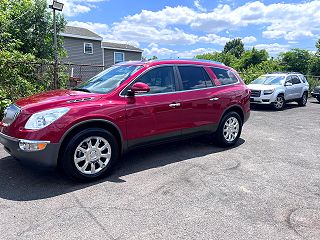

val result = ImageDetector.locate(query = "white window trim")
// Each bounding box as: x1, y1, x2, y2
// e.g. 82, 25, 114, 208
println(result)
114, 52, 125, 64
84, 42, 93, 54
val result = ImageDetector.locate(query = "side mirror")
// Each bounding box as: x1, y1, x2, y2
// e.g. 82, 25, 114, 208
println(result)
127, 82, 150, 96
285, 82, 293, 87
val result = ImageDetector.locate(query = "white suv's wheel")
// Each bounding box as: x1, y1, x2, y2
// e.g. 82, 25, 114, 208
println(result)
298, 92, 308, 106
272, 95, 285, 110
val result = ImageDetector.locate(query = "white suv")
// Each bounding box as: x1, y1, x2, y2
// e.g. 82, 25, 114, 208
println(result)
247, 73, 309, 110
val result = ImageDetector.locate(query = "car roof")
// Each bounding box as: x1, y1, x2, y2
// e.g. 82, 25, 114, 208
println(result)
117, 59, 230, 69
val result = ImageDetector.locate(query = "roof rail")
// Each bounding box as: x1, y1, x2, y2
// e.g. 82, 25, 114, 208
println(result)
149, 58, 225, 65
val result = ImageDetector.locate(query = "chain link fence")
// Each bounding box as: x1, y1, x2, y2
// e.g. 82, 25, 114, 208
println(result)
2, 61, 320, 90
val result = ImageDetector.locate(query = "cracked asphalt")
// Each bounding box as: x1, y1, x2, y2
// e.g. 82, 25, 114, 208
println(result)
0, 99, 319, 240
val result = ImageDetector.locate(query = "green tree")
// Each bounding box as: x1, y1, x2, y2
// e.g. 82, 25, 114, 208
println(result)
0, 0, 66, 60
0, 0, 66, 113
239, 48, 268, 70
279, 48, 311, 74
223, 38, 245, 58
240, 60, 283, 84
196, 52, 239, 69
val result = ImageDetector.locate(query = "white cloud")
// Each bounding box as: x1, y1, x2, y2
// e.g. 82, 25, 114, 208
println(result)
194, 0, 207, 12
68, 21, 109, 33
143, 43, 178, 57
143, 44, 216, 58
198, 34, 231, 45
176, 48, 216, 58
57, 0, 108, 17
254, 43, 290, 55
242, 36, 257, 44
114, 1, 320, 41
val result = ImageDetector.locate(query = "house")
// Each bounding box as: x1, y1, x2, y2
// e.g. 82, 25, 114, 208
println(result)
60, 26, 143, 81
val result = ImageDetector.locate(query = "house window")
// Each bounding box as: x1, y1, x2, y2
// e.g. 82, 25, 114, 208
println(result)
114, 52, 125, 64
84, 43, 93, 54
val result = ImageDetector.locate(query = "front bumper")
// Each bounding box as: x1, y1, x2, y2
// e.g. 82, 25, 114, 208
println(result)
0, 132, 59, 168
311, 92, 319, 98
250, 94, 275, 104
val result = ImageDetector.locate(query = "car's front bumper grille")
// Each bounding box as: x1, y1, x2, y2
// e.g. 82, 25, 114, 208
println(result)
251, 90, 261, 97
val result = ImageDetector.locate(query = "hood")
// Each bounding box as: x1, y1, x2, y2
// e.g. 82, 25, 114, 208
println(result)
15, 89, 103, 113
247, 84, 277, 91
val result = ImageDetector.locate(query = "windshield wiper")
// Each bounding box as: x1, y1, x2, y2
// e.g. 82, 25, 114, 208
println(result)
73, 88, 91, 93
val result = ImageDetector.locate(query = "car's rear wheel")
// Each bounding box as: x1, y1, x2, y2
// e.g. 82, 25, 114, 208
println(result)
272, 95, 285, 110
216, 112, 242, 147
61, 128, 119, 181
298, 92, 308, 106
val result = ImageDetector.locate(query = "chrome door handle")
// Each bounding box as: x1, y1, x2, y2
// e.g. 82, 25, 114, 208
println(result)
209, 97, 219, 101
169, 103, 181, 108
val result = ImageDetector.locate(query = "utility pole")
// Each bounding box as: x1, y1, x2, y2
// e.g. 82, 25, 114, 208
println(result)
49, 1, 64, 89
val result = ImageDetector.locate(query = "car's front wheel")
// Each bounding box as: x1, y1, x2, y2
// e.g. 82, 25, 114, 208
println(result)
61, 128, 119, 181
298, 92, 308, 106
216, 111, 242, 147
272, 95, 285, 110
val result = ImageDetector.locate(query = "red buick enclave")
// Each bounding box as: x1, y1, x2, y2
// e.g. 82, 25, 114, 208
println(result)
0, 59, 250, 180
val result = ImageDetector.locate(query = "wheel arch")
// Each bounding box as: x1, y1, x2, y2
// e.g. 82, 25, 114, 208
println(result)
57, 119, 125, 167
219, 105, 244, 125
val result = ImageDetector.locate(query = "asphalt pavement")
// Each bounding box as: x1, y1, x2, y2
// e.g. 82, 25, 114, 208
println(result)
0, 99, 319, 240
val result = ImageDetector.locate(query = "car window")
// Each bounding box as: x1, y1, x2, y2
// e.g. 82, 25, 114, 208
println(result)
299, 75, 307, 83
133, 66, 176, 94
178, 66, 214, 90
210, 67, 238, 85
290, 75, 301, 85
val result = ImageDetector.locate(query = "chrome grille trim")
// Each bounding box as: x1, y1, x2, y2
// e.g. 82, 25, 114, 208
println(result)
1, 104, 21, 127
251, 90, 261, 97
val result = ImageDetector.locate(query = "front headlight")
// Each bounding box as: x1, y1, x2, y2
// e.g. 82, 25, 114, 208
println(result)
263, 89, 274, 95
25, 107, 70, 130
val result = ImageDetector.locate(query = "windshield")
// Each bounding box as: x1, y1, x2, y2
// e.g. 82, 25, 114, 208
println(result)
75, 65, 143, 93
251, 75, 285, 85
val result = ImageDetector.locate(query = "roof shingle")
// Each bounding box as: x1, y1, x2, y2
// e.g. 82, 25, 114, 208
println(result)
102, 42, 143, 52
61, 26, 102, 40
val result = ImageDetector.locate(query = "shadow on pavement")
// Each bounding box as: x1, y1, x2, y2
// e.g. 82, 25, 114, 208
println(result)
0, 137, 244, 201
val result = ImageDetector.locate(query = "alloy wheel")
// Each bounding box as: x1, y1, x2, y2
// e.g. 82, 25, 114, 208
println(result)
274, 96, 284, 109
74, 136, 111, 175
223, 117, 240, 142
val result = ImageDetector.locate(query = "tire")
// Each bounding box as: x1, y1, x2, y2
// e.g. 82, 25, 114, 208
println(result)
216, 111, 242, 147
298, 92, 308, 106
272, 95, 285, 110
317, 97, 320, 103
61, 128, 119, 181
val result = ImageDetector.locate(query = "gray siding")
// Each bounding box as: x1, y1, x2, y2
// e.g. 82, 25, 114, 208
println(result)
62, 37, 103, 66
103, 49, 142, 67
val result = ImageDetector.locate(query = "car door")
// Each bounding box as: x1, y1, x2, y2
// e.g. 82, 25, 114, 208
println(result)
124, 66, 182, 147
291, 75, 304, 98
176, 65, 222, 135
284, 76, 295, 100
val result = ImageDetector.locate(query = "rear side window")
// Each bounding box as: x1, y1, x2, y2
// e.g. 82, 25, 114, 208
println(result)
178, 66, 214, 90
290, 75, 301, 85
299, 75, 307, 83
210, 67, 239, 85
135, 66, 176, 94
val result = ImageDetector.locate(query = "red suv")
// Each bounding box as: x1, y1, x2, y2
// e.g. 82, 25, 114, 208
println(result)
0, 59, 250, 180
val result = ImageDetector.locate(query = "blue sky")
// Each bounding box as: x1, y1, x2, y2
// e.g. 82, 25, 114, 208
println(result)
61, 0, 320, 58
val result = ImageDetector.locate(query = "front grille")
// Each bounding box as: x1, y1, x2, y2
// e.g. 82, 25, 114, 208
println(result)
251, 90, 261, 97
1, 104, 20, 126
